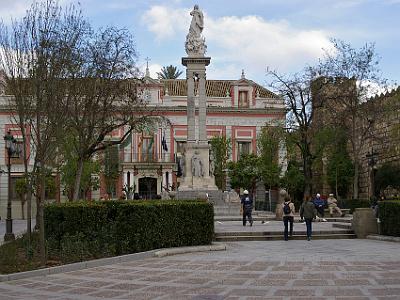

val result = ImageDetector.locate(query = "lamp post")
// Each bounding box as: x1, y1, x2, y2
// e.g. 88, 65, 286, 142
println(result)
4, 131, 17, 241
366, 148, 379, 199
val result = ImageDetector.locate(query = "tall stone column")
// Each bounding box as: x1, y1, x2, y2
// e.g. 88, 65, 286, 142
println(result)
177, 5, 217, 194
187, 69, 196, 143
198, 69, 207, 143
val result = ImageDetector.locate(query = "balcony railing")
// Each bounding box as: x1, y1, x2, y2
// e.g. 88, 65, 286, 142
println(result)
122, 152, 175, 163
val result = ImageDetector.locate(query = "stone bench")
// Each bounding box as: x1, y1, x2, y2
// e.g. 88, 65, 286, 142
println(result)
324, 208, 350, 217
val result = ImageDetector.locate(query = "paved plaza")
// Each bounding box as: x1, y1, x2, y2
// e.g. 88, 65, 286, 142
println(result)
1, 238, 400, 299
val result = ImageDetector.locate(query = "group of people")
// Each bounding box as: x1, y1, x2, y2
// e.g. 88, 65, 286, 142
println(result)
240, 190, 344, 241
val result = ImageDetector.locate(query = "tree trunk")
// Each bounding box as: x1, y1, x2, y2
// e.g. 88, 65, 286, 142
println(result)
39, 173, 46, 266
72, 156, 84, 201
20, 198, 25, 220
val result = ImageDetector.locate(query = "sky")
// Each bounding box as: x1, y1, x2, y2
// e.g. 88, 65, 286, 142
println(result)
1, 0, 399, 87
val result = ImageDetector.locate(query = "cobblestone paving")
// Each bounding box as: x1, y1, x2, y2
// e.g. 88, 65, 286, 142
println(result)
1, 239, 400, 299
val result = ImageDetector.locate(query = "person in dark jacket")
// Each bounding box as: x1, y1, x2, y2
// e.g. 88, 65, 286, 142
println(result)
241, 190, 253, 226
300, 196, 318, 241
313, 193, 327, 222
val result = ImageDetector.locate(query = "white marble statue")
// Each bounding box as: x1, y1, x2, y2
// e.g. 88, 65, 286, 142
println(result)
185, 5, 207, 56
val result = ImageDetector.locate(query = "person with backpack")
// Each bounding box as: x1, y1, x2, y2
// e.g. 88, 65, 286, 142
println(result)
282, 196, 295, 241
300, 196, 318, 241
241, 190, 253, 226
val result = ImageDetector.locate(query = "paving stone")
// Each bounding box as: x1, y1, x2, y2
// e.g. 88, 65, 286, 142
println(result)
322, 288, 365, 296
292, 279, 330, 286
274, 288, 315, 296
334, 279, 371, 286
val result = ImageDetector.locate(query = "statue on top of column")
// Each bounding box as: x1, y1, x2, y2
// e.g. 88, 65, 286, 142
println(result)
185, 5, 207, 57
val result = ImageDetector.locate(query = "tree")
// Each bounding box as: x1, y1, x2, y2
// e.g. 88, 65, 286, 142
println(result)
228, 154, 259, 193
59, 134, 100, 201
375, 163, 400, 197
157, 65, 183, 79
104, 145, 120, 198
316, 39, 388, 199
258, 127, 282, 190
210, 136, 231, 190
267, 69, 320, 198
326, 128, 354, 198
0, 0, 86, 265
15, 177, 28, 220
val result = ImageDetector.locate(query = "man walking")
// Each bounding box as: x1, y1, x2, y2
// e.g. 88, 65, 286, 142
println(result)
300, 197, 318, 241
241, 190, 253, 226
282, 196, 295, 241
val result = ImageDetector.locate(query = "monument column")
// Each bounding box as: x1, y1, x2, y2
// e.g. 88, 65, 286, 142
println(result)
177, 4, 217, 194
187, 69, 196, 143
198, 69, 207, 143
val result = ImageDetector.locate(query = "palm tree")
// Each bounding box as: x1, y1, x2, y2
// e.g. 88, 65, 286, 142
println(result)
157, 65, 183, 79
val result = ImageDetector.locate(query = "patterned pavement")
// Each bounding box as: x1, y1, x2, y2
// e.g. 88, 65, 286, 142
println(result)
1, 239, 400, 299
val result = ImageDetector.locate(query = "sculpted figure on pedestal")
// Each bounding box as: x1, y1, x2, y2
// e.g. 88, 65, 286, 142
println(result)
185, 5, 207, 56
191, 151, 204, 177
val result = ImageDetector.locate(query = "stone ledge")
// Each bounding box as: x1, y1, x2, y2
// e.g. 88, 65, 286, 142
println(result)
154, 243, 226, 258
367, 234, 400, 243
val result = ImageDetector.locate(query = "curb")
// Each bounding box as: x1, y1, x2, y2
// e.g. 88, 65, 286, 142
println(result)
366, 234, 400, 243
0, 243, 226, 282
154, 243, 226, 257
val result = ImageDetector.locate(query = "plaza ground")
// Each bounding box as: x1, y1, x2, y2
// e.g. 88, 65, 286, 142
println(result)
0, 219, 399, 299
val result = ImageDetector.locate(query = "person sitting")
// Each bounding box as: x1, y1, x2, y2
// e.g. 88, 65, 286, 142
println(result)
327, 193, 344, 217
313, 193, 327, 222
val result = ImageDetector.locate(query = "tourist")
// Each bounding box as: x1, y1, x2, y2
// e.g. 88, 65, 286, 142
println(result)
241, 190, 253, 226
327, 193, 344, 217
300, 197, 318, 241
282, 196, 295, 241
313, 193, 327, 222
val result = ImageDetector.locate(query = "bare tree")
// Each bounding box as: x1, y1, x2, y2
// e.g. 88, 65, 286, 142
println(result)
267, 69, 320, 198
316, 39, 388, 199
0, 0, 89, 265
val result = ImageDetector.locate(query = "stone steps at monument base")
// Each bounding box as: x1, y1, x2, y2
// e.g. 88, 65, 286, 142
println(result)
215, 232, 356, 242
215, 229, 354, 237
332, 223, 353, 230
214, 215, 353, 222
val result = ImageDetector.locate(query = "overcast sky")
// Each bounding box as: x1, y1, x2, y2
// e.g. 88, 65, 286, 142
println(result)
1, 0, 399, 87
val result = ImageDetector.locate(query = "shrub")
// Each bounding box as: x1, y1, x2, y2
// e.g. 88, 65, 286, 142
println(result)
379, 201, 400, 237
44, 200, 214, 263
338, 198, 371, 214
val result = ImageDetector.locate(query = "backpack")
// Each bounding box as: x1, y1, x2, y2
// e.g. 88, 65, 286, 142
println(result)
283, 202, 291, 215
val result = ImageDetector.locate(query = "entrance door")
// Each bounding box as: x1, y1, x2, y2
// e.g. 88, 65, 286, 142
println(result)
138, 177, 157, 199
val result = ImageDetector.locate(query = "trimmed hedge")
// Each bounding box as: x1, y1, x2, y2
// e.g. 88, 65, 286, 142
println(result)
338, 198, 371, 213
379, 201, 400, 237
44, 200, 214, 263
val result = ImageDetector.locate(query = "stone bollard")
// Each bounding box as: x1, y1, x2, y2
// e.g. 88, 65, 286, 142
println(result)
352, 208, 378, 238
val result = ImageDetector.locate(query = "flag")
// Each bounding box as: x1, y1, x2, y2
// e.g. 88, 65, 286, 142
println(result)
162, 134, 168, 152
120, 131, 132, 148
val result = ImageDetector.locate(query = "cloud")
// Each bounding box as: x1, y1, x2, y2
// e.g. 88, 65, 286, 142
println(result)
0, 0, 31, 22
142, 5, 333, 76
141, 5, 189, 41
139, 62, 163, 78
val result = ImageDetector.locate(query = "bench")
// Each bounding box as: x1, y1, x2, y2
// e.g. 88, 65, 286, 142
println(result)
324, 208, 351, 217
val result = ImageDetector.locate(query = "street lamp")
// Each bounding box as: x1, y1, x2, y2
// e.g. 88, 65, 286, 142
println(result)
366, 148, 379, 198
4, 131, 17, 241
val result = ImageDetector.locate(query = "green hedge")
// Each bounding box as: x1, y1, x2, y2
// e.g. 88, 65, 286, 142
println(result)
379, 201, 400, 237
338, 198, 371, 214
44, 200, 214, 263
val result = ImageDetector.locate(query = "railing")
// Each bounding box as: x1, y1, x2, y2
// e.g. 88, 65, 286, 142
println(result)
122, 152, 175, 163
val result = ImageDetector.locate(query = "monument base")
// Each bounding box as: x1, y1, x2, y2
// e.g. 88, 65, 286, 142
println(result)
176, 189, 223, 202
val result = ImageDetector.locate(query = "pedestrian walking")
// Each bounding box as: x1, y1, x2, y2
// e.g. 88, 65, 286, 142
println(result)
282, 196, 295, 241
313, 193, 327, 221
241, 190, 253, 226
300, 196, 318, 241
